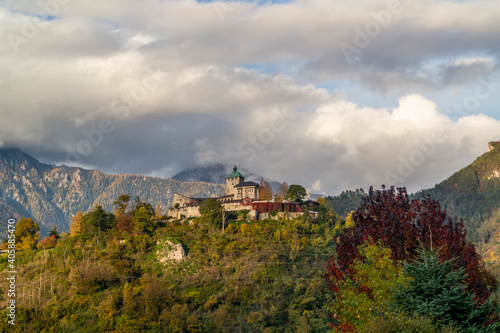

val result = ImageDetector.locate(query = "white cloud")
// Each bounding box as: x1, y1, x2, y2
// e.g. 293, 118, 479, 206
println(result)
0, 0, 499, 195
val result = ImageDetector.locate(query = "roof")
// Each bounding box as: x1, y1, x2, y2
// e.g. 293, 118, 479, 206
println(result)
226, 166, 245, 179
234, 181, 260, 188
221, 199, 245, 204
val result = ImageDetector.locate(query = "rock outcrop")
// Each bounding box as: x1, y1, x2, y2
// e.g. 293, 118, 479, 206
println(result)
156, 239, 186, 264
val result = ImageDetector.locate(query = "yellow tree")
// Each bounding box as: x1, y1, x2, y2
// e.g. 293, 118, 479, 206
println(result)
330, 241, 410, 330
14, 218, 40, 250
69, 211, 84, 236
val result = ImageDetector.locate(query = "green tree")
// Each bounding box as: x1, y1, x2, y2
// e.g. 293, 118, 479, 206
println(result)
82, 206, 115, 236
133, 206, 156, 233
199, 198, 223, 228
330, 241, 409, 330
49, 225, 60, 240
393, 246, 498, 332
114, 194, 131, 214
285, 184, 307, 202
14, 218, 40, 250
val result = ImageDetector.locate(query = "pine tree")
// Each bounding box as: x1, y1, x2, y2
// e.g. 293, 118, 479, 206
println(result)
393, 247, 498, 332
49, 225, 60, 240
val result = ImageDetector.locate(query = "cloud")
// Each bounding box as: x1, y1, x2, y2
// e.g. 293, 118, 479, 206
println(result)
0, 0, 500, 195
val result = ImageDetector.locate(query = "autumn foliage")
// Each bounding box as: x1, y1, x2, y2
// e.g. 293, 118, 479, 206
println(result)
326, 186, 498, 330
38, 235, 57, 250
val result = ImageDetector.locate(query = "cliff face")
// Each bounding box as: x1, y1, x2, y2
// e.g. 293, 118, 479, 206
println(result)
0, 148, 225, 234
489, 141, 500, 152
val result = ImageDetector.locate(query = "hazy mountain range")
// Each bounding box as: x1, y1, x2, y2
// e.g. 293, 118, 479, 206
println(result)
172, 163, 281, 192
0, 148, 224, 235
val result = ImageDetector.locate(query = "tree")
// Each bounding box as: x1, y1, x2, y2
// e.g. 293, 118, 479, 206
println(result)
116, 212, 135, 234
155, 203, 162, 218
114, 194, 131, 214
330, 242, 410, 331
134, 206, 156, 233
199, 198, 223, 229
326, 186, 497, 318
69, 212, 84, 236
14, 218, 40, 250
393, 246, 498, 332
49, 225, 60, 240
82, 206, 115, 236
258, 178, 273, 200
134, 196, 154, 215
38, 235, 57, 250
316, 198, 341, 228
275, 182, 289, 201
285, 184, 307, 202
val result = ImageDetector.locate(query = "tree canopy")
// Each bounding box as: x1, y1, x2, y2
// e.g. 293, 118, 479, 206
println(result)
326, 186, 498, 331
285, 184, 307, 202
393, 247, 498, 332
14, 217, 40, 250
199, 198, 223, 228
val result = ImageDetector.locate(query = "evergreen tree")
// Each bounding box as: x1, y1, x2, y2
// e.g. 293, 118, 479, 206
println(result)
49, 225, 60, 240
82, 206, 115, 236
393, 247, 498, 332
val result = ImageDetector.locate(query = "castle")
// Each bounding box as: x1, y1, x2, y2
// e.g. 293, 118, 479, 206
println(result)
169, 166, 316, 220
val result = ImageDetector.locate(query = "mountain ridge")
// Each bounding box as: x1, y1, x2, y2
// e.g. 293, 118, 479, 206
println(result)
0, 148, 225, 235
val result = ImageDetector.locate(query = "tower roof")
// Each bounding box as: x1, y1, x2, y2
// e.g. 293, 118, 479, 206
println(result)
226, 166, 244, 179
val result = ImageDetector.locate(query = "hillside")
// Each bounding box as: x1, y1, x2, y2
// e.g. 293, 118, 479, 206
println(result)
0, 213, 338, 332
0, 149, 225, 235
424, 142, 500, 273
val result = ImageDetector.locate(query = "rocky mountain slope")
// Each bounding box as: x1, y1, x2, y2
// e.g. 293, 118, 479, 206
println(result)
0, 148, 224, 234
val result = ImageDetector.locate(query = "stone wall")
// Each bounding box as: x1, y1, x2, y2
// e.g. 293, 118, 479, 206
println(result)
258, 212, 304, 220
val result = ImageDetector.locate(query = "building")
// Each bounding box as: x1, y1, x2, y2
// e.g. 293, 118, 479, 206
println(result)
169, 166, 316, 220
223, 166, 260, 200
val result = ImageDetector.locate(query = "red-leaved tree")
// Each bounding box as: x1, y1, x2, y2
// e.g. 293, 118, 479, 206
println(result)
326, 186, 497, 330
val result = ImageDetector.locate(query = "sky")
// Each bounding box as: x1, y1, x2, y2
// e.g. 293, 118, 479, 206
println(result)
1, 0, 500, 195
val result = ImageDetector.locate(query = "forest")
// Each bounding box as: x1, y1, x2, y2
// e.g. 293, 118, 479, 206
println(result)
0, 195, 340, 332
1, 187, 499, 332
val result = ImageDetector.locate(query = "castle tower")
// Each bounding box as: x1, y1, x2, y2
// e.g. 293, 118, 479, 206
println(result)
225, 166, 244, 195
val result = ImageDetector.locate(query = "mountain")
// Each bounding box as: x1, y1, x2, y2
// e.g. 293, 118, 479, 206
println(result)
0, 148, 225, 235
424, 141, 500, 273
173, 163, 282, 192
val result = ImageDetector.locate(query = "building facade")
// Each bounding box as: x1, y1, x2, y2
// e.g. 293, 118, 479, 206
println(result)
169, 166, 316, 220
